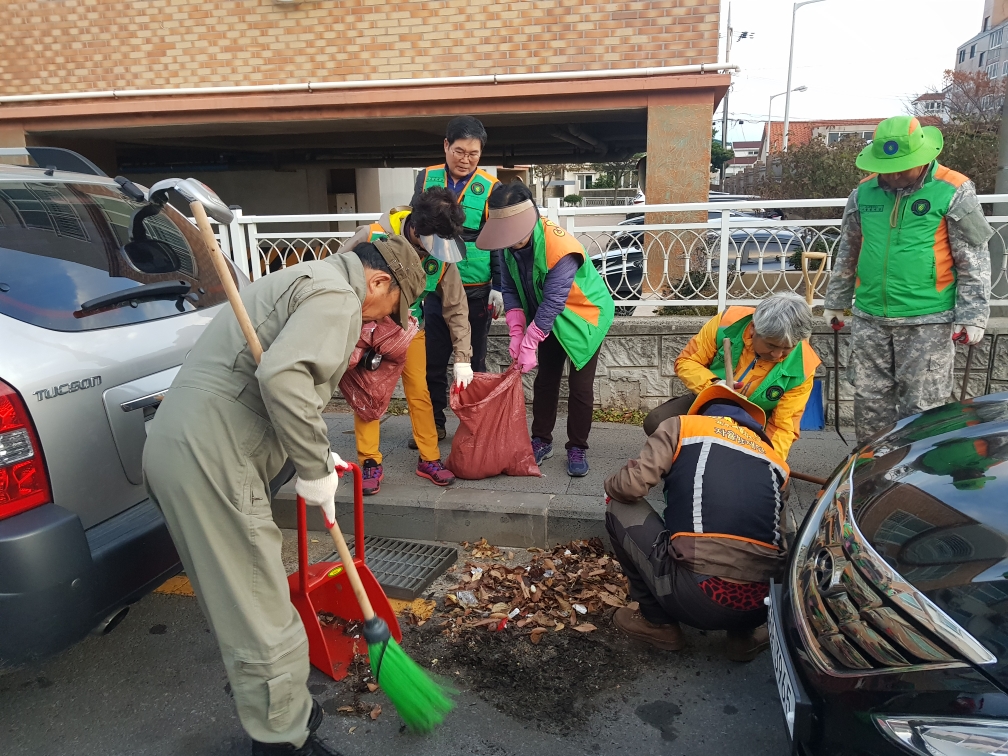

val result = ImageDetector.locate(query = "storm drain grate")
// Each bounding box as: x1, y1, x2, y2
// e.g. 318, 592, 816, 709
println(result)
323, 537, 457, 600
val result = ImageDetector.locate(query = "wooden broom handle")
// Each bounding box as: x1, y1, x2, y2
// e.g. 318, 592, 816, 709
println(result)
191, 200, 377, 622
723, 337, 734, 386
190, 201, 263, 364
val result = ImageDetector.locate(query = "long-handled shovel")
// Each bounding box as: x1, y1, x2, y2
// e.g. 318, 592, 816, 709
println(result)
954, 330, 976, 404
188, 197, 453, 732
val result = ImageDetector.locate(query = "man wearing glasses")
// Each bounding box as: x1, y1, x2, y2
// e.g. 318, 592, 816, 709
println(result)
410, 116, 502, 443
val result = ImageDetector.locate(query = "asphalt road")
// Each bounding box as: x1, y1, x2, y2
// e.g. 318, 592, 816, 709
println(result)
1, 588, 790, 756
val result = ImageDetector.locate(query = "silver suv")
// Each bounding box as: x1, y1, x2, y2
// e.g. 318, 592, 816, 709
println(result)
0, 153, 244, 666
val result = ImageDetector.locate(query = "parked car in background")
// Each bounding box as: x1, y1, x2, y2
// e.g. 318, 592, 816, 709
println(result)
0, 154, 246, 666
771, 395, 1008, 755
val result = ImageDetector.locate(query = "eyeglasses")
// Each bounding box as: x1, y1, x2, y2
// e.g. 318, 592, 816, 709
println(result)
449, 147, 481, 161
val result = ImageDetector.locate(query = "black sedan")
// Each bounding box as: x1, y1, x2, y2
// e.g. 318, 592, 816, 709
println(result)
771, 395, 1008, 755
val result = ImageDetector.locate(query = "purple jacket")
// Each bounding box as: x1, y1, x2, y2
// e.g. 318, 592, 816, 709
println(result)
501, 236, 580, 334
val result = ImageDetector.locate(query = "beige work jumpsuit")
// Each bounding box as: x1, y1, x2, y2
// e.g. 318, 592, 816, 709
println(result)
143, 253, 365, 747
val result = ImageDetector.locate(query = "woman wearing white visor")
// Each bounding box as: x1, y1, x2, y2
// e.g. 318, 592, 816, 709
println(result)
338, 187, 471, 493
477, 182, 614, 477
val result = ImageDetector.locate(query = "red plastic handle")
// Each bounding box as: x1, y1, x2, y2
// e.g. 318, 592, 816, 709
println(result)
295, 461, 365, 595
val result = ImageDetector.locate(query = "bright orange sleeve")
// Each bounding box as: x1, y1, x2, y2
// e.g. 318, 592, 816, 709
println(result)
765, 372, 814, 460
674, 313, 722, 394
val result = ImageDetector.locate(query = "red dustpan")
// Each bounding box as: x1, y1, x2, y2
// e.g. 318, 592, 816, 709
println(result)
287, 463, 402, 681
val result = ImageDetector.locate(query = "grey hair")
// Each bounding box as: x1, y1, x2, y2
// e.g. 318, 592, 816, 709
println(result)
752, 293, 813, 347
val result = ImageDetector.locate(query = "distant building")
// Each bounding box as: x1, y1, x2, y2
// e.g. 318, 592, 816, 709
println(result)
758, 119, 884, 162
955, 0, 1008, 79
726, 140, 761, 177
913, 92, 949, 121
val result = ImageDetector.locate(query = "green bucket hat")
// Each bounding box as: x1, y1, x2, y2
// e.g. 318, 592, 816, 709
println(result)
952, 475, 997, 491
855, 115, 943, 174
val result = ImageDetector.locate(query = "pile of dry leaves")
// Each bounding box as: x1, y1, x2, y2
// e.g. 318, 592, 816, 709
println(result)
438, 537, 629, 641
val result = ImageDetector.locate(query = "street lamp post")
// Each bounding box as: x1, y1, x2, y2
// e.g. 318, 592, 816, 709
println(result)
764, 86, 806, 162
783, 0, 827, 151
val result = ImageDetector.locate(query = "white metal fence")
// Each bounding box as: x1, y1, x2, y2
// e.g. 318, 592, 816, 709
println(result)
209, 196, 1008, 312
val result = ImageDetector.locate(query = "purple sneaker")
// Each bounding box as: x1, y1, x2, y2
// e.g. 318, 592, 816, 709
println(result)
416, 458, 455, 486
567, 447, 589, 477
531, 437, 554, 466
361, 458, 383, 496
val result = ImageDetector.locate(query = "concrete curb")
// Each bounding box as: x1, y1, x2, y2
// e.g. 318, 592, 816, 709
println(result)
271, 481, 609, 548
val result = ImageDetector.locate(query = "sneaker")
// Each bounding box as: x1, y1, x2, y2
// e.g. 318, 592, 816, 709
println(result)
725, 625, 771, 662
252, 700, 345, 755
531, 437, 553, 465
408, 425, 446, 450
361, 458, 383, 496
567, 447, 589, 477
613, 606, 685, 651
416, 458, 455, 486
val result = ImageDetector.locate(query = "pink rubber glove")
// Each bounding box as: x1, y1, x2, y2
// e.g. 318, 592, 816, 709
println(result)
505, 308, 527, 360
516, 322, 547, 373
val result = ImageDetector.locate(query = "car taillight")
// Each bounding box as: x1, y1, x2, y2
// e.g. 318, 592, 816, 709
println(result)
0, 379, 51, 519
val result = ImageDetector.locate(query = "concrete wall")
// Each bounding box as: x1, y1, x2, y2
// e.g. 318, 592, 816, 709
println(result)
472, 317, 1008, 419
0, 1, 719, 94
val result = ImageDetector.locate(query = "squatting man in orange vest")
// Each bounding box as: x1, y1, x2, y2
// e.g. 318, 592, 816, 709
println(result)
604, 384, 789, 661
823, 115, 993, 443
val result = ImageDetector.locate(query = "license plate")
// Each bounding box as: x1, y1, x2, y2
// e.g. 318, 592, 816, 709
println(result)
768, 583, 797, 739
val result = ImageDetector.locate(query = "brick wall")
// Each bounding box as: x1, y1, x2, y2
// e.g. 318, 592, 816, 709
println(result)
1, 0, 719, 93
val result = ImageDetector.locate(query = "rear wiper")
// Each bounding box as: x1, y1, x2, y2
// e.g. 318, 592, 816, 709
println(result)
79, 280, 191, 313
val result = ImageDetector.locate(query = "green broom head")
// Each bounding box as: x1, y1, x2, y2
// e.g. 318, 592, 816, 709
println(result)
364, 616, 454, 732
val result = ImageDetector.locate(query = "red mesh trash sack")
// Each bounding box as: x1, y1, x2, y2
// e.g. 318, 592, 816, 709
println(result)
446, 366, 540, 479
339, 316, 418, 422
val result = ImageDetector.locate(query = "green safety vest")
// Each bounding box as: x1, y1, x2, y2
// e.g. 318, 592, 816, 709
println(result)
854, 162, 964, 318
368, 209, 443, 323
423, 166, 497, 287
503, 218, 615, 370
708, 308, 819, 418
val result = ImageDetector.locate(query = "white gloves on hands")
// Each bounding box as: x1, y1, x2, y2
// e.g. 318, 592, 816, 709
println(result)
823, 309, 845, 329
954, 324, 985, 345
453, 362, 474, 391
488, 289, 505, 319
295, 452, 348, 528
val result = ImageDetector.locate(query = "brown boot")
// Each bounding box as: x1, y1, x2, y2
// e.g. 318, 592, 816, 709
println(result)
725, 625, 770, 662
613, 606, 685, 651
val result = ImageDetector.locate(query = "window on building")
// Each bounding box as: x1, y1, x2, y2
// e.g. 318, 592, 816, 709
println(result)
827, 131, 872, 145
959, 49, 967, 63
984, 16, 991, 32
980, 51, 986, 67
971, 44, 977, 58
1003, 61, 1008, 76
577, 174, 593, 191
989, 63, 1000, 78
992, 28, 1004, 48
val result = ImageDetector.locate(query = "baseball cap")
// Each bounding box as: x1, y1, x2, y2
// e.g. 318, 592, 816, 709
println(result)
371, 235, 427, 327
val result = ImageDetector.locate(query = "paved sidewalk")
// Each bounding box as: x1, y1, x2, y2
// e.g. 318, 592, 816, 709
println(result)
272, 410, 857, 547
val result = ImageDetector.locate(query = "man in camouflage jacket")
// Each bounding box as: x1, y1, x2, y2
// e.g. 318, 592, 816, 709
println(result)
823, 115, 993, 442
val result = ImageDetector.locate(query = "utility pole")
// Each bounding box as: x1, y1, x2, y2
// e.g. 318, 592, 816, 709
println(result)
719, 4, 732, 188
783, 0, 827, 152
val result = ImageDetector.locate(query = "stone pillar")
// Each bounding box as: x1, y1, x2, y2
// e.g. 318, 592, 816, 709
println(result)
644, 93, 715, 300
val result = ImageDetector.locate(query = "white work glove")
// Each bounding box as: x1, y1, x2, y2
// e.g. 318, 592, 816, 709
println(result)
823, 309, 845, 330
295, 452, 348, 528
488, 289, 505, 319
954, 324, 985, 345
453, 362, 474, 391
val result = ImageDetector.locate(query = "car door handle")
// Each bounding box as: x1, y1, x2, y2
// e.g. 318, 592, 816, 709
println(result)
120, 389, 169, 413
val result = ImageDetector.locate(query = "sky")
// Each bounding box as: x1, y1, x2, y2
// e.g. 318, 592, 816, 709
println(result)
719, 0, 987, 144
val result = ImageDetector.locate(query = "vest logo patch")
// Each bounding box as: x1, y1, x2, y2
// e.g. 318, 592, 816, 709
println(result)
883, 140, 899, 155
764, 385, 785, 402
552, 227, 566, 237
424, 258, 440, 275
911, 198, 931, 216
860, 204, 884, 213
470, 182, 485, 195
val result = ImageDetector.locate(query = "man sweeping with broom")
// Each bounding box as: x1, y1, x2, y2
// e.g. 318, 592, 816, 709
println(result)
143, 233, 443, 755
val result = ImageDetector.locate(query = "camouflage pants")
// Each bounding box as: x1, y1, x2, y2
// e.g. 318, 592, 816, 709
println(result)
850, 317, 954, 443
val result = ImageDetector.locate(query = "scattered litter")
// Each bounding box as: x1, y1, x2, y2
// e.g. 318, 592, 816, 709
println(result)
508, 608, 520, 619
455, 590, 478, 607
401, 598, 436, 626
543, 570, 554, 578
317, 613, 363, 638
369, 705, 382, 720
348, 726, 357, 734
573, 604, 587, 615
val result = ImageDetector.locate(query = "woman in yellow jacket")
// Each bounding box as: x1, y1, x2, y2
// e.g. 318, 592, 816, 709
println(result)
339, 188, 471, 493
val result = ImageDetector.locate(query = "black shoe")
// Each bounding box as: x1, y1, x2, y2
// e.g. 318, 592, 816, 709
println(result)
408, 424, 446, 449
251, 700, 344, 755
